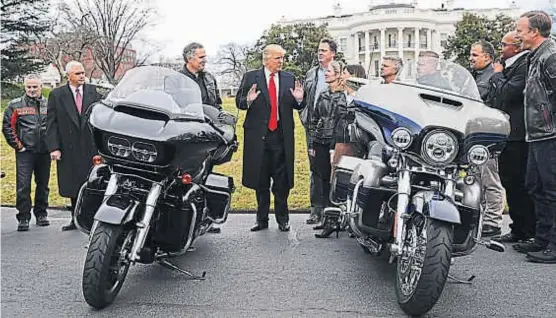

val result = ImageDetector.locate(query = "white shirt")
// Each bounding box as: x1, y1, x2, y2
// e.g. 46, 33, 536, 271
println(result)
69, 84, 83, 102
504, 50, 530, 68
264, 67, 280, 121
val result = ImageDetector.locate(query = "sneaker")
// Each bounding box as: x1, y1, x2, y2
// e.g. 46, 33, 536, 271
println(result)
17, 220, 30, 231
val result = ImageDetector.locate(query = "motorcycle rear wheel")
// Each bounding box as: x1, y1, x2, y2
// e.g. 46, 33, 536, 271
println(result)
395, 216, 453, 316
82, 222, 134, 309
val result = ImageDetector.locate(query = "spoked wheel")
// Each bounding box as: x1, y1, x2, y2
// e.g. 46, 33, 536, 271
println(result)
395, 215, 453, 316
82, 222, 135, 309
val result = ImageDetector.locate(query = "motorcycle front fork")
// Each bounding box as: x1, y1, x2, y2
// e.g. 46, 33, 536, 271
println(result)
391, 169, 411, 256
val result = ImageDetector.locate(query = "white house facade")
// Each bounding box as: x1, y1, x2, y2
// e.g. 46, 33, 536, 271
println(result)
277, 0, 522, 78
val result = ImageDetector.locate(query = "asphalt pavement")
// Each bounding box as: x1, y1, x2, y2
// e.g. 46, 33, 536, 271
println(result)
1, 208, 555, 317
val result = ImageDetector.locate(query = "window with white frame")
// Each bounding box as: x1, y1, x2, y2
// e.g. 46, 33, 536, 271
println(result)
339, 38, 348, 52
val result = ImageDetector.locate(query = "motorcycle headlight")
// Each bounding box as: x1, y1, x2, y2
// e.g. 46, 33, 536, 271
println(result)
131, 142, 158, 163
107, 136, 131, 158
421, 130, 458, 166
467, 145, 489, 165
391, 127, 413, 150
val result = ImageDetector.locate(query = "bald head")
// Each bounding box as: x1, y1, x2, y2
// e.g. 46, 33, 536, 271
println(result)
500, 30, 523, 61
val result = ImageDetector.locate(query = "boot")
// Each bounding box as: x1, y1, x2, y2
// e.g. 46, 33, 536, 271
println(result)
315, 208, 341, 238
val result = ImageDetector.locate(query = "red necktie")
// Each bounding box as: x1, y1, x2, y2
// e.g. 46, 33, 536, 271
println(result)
268, 73, 277, 131
75, 88, 83, 114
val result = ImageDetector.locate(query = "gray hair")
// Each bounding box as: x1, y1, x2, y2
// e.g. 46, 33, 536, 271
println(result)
262, 44, 286, 61
65, 60, 84, 73
383, 56, 404, 74
182, 42, 204, 63
24, 74, 42, 84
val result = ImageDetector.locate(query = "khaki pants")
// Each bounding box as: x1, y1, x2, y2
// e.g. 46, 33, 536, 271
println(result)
480, 158, 506, 228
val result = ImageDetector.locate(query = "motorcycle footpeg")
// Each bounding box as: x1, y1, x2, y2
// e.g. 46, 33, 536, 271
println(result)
476, 238, 505, 253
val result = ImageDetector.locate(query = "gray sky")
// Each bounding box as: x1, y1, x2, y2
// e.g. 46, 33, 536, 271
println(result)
148, 0, 551, 60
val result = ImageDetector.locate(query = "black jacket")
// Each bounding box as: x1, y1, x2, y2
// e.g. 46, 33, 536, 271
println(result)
489, 52, 529, 141
524, 39, 556, 142
2, 94, 48, 153
472, 63, 495, 104
308, 88, 348, 149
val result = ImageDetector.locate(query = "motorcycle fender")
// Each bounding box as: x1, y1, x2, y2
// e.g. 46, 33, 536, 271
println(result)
94, 195, 138, 225
411, 190, 461, 224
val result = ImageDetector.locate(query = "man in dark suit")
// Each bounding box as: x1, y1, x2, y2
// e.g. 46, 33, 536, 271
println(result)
46, 61, 102, 231
235, 44, 304, 232
489, 31, 534, 243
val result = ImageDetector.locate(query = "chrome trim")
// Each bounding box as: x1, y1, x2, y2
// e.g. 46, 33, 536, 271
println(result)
391, 169, 411, 255
183, 184, 201, 252
129, 182, 163, 262
199, 184, 231, 224
73, 183, 89, 235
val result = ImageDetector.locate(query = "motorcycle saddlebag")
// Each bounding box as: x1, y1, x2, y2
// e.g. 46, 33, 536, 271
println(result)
331, 156, 365, 203
204, 173, 234, 220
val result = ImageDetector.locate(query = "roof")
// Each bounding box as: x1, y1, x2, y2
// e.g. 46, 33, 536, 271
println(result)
370, 4, 414, 10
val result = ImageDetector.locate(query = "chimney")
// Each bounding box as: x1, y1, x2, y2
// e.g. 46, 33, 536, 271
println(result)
446, 0, 454, 10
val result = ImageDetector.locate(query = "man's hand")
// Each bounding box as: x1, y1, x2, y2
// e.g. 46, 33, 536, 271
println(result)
308, 149, 315, 157
247, 84, 260, 103
290, 80, 304, 101
50, 150, 61, 160
18, 147, 26, 153
493, 62, 504, 73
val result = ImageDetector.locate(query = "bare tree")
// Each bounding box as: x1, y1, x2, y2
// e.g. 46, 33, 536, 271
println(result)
214, 42, 249, 87
67, 0, 156, 84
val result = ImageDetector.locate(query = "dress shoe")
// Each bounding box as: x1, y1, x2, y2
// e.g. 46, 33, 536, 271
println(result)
481, 225, 501, 237
513, 240, 547, 254
278, 223, 290, 232
250, 223, 268, 232
36, 216, 50, 227
17, 220, 30, 232
526, 247, 556, 264
61, 221, 77, 231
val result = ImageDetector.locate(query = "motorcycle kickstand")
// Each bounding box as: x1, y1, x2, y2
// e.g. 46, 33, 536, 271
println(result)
158, 259, 207, 280
447, 274, 476, 285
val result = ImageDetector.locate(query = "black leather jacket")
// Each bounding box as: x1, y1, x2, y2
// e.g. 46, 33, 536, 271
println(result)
524, 39, 556, 142
472, 63, 495, 103
2, 94, 48, 153
308, 88, 348, 149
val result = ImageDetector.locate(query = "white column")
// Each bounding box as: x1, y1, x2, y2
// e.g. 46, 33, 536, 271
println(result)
380, 28, 386, 61
353, 32, 360, 63
398, 27, 404, 59
414, 27, 420, 58
427, 29, 432, 50
365, 30, 370, 71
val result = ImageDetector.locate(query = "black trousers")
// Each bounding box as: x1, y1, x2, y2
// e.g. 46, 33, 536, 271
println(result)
309, 141, 333, 209
15, 151, 51, 221
526, 139, 556, 248
255, 127, 289, 225
499, 141, 536, 238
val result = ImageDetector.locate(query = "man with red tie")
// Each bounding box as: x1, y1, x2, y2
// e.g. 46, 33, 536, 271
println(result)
235, 44, 305, 232
46, 61, 102, 231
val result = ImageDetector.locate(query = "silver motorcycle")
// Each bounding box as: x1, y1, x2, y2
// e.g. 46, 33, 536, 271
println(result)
327, 57, 510, 316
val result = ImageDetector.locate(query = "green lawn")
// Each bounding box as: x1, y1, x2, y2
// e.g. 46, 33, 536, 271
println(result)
0, 97, 312, 210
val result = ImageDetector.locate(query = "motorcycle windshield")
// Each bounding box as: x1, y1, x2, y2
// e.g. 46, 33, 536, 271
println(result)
398, 56, 481, 101
105, 66, 204, 120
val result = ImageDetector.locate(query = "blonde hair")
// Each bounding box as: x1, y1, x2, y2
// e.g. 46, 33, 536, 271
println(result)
328, 60, 347, 92
262, 44, 286, 61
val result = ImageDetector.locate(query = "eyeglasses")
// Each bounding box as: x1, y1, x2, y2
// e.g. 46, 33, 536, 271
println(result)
500, 42, 520, 47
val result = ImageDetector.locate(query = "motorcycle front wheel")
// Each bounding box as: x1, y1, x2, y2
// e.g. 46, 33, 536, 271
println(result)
395, 216, 453, 316
82, 222, 135, 309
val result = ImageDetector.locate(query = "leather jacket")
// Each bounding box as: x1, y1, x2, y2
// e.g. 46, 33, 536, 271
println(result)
179, 67, 222, 110
2, 94, 48, 153
524, 39, 556, 142
472, 63, 495, 104
299, 66, 320, 128
308, 88, 348, 149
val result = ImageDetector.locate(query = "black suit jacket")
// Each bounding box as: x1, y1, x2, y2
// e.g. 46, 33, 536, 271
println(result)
489, 52, 529, 141
235, 68, 304, 189
46, 83, 102, 197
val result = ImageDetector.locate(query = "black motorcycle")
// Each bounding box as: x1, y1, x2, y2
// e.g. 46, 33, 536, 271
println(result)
73, 66, 238, 309
327, 60, 510, 316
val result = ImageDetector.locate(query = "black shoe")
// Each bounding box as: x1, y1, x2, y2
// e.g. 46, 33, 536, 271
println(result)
313, 224, 325, 230
36, 216, 50, 227
494, 232, 530, 243
250, 223, 268, 232
526, 247, 556, 263
207, 227, 221, 233
482, 225, 501, 237
61, 221, 77, 231
278, 223, 290, 232
315, 225, 340, 238
513, 240, 547, 254
17, 220, 30, 232
306, 216, 320, 225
